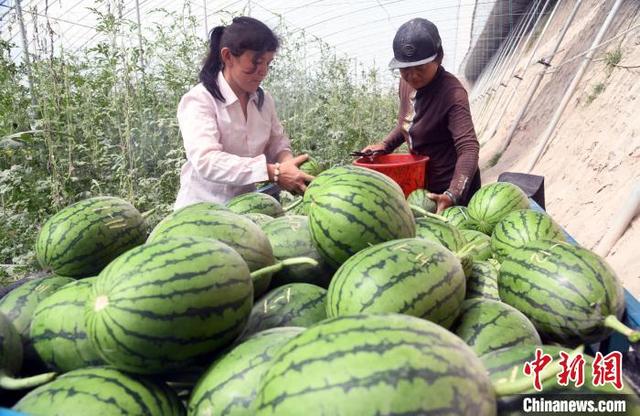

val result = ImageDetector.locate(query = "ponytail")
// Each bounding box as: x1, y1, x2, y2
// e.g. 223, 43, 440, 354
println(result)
199, 26, 226, 102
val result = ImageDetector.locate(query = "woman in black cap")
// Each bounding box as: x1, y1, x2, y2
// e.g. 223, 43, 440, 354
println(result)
363, 18, 481, 213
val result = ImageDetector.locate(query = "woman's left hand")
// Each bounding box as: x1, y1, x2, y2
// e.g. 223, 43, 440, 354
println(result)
426, 192, 454, 214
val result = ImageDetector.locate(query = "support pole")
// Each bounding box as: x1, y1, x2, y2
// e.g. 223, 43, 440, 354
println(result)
484, 0, 556, 142
500, 0, 583, 156
478, 0, 543, 137
474, 23, 522, 126
476, 6, 533, 129
595, 182, 640, 257
203, 0, 209, 39
15, 0, 37, 123
526, 0, 624, 172
134, 0, 145, 84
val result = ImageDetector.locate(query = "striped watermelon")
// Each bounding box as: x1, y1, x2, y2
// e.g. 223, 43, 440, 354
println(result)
414, 216, 476, 276
1, 312, 56, 391
226, 193, 284, 217
188, 327, 304, 416
407, 189, 436, 217
491, 209, 566, 260
255, 313, 497, 415
13, 367, 185, 415
85, 237, 254, 374
460, 229, 493, 261
0, 275, 74, 366
466, 261, 500, 301
305, 166, 415, 268
300, 165, 371, 216
453, 298, 541, 356
415, 216, 467, 252
299, 157, 325, 177
174, 201, 227, 214
326, 238, 465, 328
245, 212, 274, 226
261, 215, 332, 288
36, 196, 147, 277
468, 183, 530, 235
481, 345, 640, 415
30, 278, 103, 372
241, 283, 326, 338
498, 240, 628, 345
147, 209, 276, 296
441, 205, 475, 229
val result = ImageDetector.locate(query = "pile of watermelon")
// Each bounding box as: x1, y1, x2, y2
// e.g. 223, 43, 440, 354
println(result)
1, 163, 639, 415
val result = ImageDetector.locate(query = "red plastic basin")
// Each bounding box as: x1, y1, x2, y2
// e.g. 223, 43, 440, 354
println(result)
353, 153, 429, 197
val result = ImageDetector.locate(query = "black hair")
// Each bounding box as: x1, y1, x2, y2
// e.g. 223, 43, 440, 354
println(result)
199, 16, 279, 109
435, 46, 444, 66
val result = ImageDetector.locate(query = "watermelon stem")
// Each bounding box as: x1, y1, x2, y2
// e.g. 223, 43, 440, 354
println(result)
141, 208, 156, 219
0, 371, 57, 390
283, 198, 303, 212
493, 345, 584, 397
604, 315, 640, 343
250, 257, 319, 279
409, 204, 449, 222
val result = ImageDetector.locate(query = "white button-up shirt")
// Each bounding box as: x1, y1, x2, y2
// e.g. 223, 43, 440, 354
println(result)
174, 72, 291, 210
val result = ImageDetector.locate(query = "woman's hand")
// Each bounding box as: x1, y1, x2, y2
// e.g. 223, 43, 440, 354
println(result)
271, 154, 315, 195
427, 192, 454, 214
361, 143, 388, 153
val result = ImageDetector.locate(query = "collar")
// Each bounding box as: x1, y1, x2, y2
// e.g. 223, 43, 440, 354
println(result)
217, 71, 259, 107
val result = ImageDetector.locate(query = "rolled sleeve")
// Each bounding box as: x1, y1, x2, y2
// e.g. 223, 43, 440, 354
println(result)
177, 91, 269, 185
263, 93, 292, 163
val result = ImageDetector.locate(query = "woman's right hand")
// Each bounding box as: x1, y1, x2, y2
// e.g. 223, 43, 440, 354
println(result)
361, 143, 388, 153
274, 155, 315, 195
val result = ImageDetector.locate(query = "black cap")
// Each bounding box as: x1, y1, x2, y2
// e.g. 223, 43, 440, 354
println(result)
389, 18, 442, 69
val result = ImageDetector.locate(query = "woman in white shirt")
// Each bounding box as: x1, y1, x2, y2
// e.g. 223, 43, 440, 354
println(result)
175, 17, 312, 210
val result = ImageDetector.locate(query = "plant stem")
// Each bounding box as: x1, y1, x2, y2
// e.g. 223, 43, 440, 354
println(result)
283, 198, 303, 212
604, 315, 640, 342
0, 371, 57, 390
250, 257, 318, 279
141, 208, 156, 219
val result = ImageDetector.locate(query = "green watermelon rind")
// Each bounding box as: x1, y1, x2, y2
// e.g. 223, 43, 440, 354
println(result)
30, 278, 103, 372
498, 239, 625, 345
226, 193, 284, 217
85, 237, 254, 374
453, 298, 541, 356
241, 283, 327, 338
467, 183, 530, 235
13, 367, 185, 415
147, 209, 275, 297
306, 166, 416, 268
255, 314, 496, 415
35, 196, 147, 277
326, 238, 465, 329
491, 208, 566, 261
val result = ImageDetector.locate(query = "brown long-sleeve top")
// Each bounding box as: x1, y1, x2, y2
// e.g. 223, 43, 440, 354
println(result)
383, 66, 480, 203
